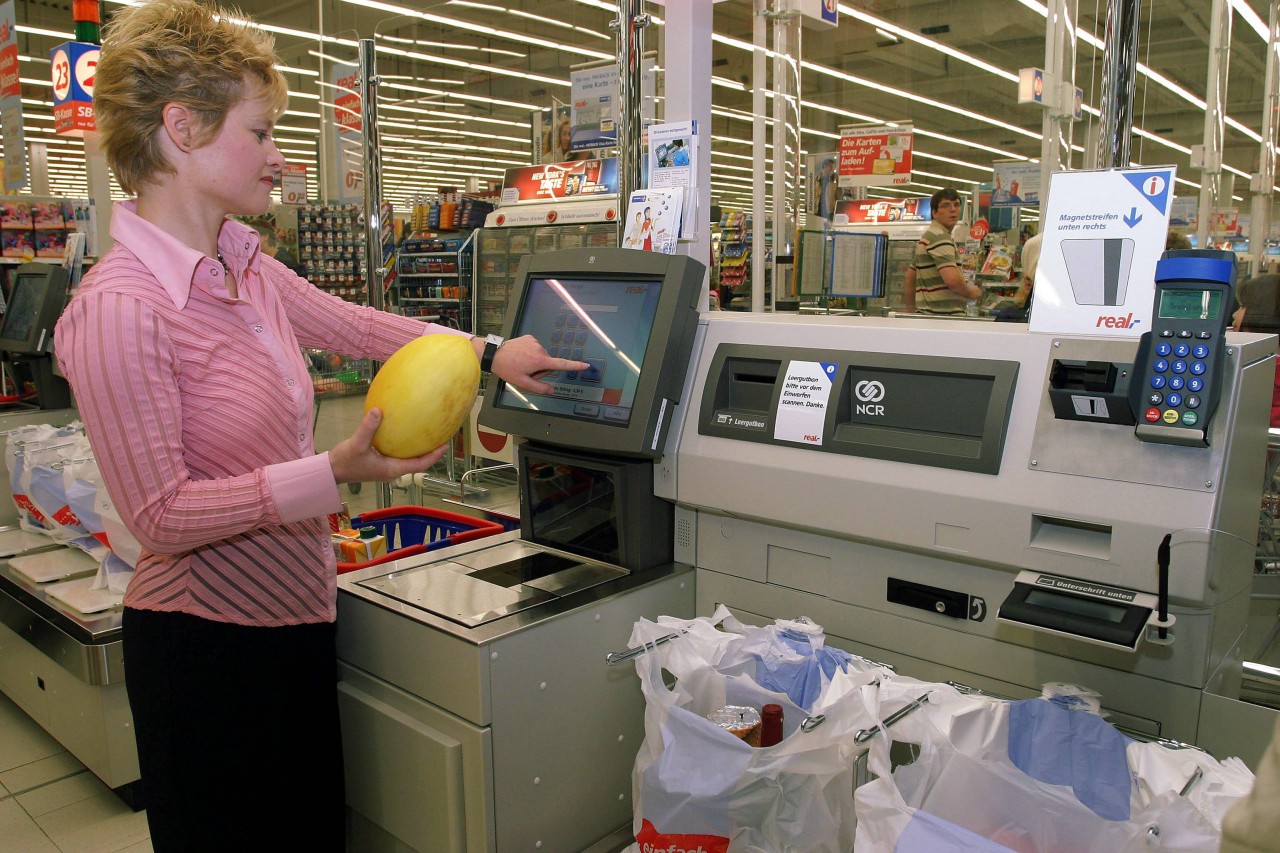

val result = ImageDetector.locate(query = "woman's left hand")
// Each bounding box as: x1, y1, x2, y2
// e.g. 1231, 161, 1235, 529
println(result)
481, 334, 589, 395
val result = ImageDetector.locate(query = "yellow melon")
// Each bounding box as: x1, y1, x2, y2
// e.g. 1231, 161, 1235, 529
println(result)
364, 335, 480, 458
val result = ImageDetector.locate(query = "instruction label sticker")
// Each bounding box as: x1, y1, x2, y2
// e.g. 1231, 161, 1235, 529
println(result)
773, 361, 837, 445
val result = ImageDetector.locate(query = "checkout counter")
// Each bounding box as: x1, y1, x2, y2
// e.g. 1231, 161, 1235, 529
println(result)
0, 267, 139, 800
335, 246, 1280, 850
1, 245, 1276, 848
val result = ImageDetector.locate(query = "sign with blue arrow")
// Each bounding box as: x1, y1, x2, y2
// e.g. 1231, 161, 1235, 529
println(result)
1030, 166, 1177, 339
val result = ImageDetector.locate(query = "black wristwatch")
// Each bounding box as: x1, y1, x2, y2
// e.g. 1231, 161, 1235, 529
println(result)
480, 334, 504, 373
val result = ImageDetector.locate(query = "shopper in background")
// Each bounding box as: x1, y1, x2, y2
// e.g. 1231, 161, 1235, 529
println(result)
1219, 717, 1280, 853
52, 1, 586, 849
248, 219, 305, 277
1167, 230, 1194, 251
903, 187, 982, 314
1232, 270, 1280, 428
995, 231, 1040, 322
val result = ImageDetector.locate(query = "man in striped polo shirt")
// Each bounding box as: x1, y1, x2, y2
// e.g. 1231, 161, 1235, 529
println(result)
903, 187, 983, 314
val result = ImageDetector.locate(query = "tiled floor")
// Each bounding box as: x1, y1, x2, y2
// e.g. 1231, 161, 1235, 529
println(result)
0, 392, 515, 853
0, 691, 151, 852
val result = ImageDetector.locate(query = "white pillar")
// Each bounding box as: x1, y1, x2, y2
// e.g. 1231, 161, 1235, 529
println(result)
81, 131, 113, 256
1196, 0, 1232, 249
1249, 0, 1280, 273
663, 0, 714, 311
27, 141, 48, 196
751, 0, 767, 313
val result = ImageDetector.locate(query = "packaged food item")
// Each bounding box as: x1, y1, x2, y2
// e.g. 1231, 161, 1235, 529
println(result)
707, 705, 761, 747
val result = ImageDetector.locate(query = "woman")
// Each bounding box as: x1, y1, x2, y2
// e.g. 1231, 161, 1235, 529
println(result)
1232, 272, 1280, 428
53, 1, 584, 848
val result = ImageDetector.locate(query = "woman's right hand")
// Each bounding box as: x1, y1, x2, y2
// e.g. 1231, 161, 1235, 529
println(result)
329, 408, 448, 485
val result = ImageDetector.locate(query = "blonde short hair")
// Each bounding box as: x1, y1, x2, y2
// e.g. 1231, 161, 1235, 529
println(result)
95, 0, 288, 194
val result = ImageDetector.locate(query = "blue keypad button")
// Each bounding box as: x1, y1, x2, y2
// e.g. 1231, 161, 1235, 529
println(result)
1171, 360, 1188, 374
1190, 361, 1206, 375
1151, 375, 1167, 389
1188, 377, 1204, 392
1148, 392, 1164, 405
1156, 342, 1172, 357
1166, 392, 1183, 407
1169, 376, 1185, 390
1174, 343, 1190, 358
1193, 345, 1209, 359
1154, 358, 1169, 373
1186, 394, 1201, 409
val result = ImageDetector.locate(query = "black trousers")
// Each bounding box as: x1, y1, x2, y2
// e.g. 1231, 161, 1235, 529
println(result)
122, 607, 345, 852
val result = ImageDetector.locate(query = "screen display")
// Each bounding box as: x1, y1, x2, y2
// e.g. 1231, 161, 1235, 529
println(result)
1, 275, 42, 344
1158, 287, 1222, 321
496, 276, 662, 427
525, 457, 619, 564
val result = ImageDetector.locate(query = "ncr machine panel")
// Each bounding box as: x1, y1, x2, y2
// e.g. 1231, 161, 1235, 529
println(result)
671, 312, 1274, 746
698, 344, 1018, 474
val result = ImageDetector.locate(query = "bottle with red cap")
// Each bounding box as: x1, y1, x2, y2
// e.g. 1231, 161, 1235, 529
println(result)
759, 703, 783, 747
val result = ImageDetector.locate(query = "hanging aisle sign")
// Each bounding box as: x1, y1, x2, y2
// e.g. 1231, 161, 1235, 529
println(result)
0, 1, 26, 191
329, 61, 362, 202
50, 40, 98, 135
1031, 166, 1176, 338
838, 123, 914, 187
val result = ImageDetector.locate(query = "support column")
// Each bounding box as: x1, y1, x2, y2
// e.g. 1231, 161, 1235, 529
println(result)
1040, 0, 1079, 201
27, 141, 48, 196
663, 0, 713, 309
81, 131, 112, 256
751, 0, 767, 314
616, 0, 648, 216
1094, 0, 1140, 169
1196, 0, 1232, 249
767, 10, 801, 312
1250, 0, 1279, 273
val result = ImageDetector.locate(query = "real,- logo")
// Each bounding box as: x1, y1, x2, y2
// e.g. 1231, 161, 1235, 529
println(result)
1095, 313, 1141, 329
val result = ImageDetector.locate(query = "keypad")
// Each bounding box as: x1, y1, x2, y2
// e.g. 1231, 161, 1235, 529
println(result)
1146, 326, 1215, 428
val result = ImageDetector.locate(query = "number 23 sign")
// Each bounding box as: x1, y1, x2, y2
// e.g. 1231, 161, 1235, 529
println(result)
50, 41, 98, 135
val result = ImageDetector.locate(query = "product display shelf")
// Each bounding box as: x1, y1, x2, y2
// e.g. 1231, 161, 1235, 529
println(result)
297, 201, 368, 305
716, 211, 752, 310
396, 230, 475, 332
473, 221, 618, 339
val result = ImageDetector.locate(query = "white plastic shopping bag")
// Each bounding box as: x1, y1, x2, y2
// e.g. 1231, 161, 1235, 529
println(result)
5, 422, 82, 534
629, 610, 884, 853
853, 680, 1245, 852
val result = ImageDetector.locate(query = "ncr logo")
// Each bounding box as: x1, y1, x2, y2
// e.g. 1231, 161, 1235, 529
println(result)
855, 379, 886, 416
1096, 313, 1141, 329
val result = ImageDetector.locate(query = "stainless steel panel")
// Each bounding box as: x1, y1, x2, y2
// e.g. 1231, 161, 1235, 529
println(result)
359, 560, 557, 628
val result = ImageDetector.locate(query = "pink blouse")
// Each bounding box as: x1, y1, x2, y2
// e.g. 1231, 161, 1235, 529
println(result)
54, 202, 468, 626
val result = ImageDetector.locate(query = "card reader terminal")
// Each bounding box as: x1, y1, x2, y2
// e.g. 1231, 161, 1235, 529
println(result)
1128, 249, 1236, 446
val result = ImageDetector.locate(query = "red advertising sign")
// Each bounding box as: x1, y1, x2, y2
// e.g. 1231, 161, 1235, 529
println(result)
838, 123, 914, 188
970, 218, 990, 240
0, 40, 18, 100
833, 197, 928, 224
333, 67, 361, 132
499, 157, 618, 205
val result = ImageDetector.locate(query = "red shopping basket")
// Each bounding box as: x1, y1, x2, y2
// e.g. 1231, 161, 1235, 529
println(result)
335, 506, 507, 574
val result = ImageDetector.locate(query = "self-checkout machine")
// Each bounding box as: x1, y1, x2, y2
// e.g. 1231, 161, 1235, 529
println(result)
666, 166, 1280, 767
335, 247, 705, 852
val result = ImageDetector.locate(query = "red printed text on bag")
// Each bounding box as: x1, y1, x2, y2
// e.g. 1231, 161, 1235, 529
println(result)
636, 819, 729, 853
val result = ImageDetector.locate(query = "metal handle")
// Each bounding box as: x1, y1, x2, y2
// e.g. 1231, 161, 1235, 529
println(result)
1179, 765, 1204, 797
606, 630, 685, 666
855, 691, 933, 744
